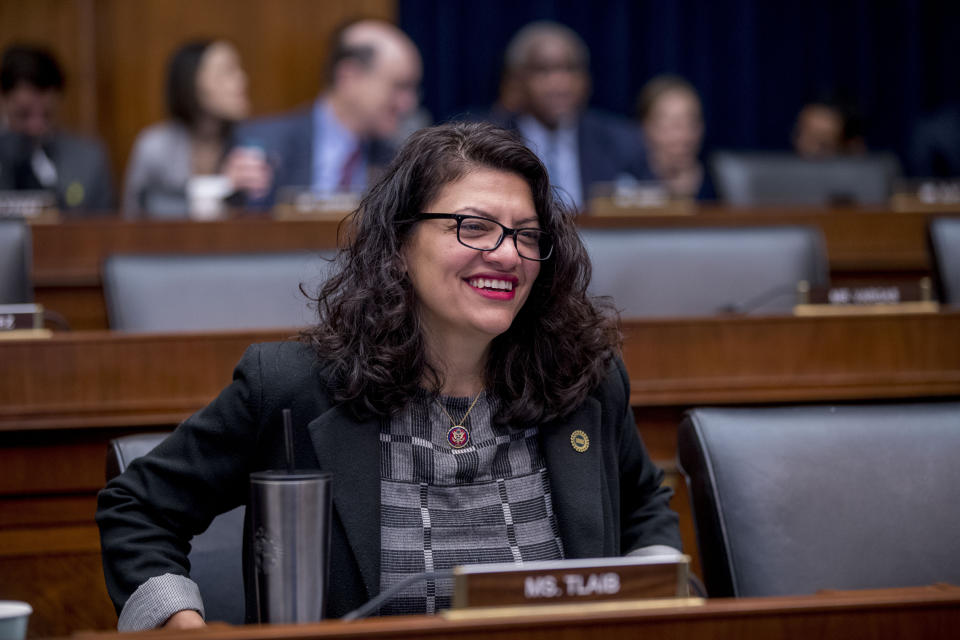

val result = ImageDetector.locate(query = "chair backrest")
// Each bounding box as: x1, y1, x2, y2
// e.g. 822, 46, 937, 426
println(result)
710, 152, 901, 205
0, 219, 32, 303
929, 217, 960, 305
677, 403, 960, 598
580, 226, 828, 317
106, 433, 245, 624
102, 251, 337, 332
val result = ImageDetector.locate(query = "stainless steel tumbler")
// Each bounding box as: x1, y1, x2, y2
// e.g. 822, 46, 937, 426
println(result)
249, 471, 332, 623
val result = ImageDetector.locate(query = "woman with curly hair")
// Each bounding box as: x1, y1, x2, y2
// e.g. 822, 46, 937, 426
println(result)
97, 122, 680, 629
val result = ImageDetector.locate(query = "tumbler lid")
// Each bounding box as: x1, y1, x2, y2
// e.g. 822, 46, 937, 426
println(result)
250, 470, 332, 482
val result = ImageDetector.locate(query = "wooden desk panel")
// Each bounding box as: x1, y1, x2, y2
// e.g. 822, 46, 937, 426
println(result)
30, 207, 951, 330
0, 329, 295, 432
3, 313, 958, 434
65, 585, 960, 640
31, 217, 346, 287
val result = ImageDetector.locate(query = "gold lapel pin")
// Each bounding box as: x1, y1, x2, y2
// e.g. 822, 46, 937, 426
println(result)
570, 429, 589, 453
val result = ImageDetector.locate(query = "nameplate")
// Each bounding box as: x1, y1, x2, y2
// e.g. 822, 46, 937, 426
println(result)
0, 190, 57, 219
891, 180, 960, 211
794, 280, 939, 316
0, 304, 51, 340
588, 194, 696, 217
273, 188, 356, 219
0, 304, 43, 331
452, 554, 690, 610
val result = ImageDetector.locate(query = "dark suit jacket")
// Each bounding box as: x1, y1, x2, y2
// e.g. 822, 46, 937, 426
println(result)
235, 106, 396, 208
908, 106, 960, 178
488, 109, 655, 207
96, 341, 680, 620
0, 129, 114, 212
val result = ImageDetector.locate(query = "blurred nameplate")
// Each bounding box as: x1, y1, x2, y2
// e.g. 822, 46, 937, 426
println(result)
588, 181, 696, 216
891, 179, 960, 211
0, 304, 51, 340
273, 187, 357, 220
0, 190, 58, 220
451, 554, 691, 613
794, 280, 939, 316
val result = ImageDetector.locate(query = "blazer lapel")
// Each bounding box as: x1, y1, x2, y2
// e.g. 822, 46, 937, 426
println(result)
541, 396, 605, 559
306, 405, 380, 599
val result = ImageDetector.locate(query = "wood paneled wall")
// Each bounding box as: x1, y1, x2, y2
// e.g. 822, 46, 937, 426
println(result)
0, 0, 97, 133
0, 0, 395, 188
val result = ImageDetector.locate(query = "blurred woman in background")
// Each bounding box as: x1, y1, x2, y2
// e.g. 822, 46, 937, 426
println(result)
636, 74, 714, 201
122, 39, 268, 217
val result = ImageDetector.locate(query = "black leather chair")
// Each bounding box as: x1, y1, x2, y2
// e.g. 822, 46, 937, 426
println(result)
106, 433, 245, 624
0, 219, 32, 303
929, 217, 960, 305
102, 251, 336, 332
580, 226, 828, 317
677, 403, 960, 597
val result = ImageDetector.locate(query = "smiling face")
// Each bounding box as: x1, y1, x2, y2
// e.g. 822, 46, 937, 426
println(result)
403, 167, 542, 357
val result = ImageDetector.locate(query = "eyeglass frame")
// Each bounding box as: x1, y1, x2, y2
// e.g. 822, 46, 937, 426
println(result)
416, 213, 554, 261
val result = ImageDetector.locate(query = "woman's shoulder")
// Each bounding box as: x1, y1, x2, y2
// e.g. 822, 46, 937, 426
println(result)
233, 341, 338, 418
237, 340, 329, 395
588, 355, 630, 406
131, 121, 191, 157
244, 340, 330, 382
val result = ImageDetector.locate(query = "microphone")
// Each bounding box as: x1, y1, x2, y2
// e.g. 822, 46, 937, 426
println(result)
715, 283, 804, 315
342, 569, 455, 621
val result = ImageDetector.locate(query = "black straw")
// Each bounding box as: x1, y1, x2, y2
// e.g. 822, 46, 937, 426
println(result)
282, 408, 295, 473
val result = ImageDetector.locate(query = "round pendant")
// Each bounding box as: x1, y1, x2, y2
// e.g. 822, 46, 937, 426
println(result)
447, 425, 470, 449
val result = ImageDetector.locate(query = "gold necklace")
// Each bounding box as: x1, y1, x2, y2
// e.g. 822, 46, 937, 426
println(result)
436, 388, 483, 449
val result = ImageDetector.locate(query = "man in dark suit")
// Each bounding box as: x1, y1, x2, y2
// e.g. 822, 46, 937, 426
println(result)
908, 105, 960, 178
489, 21, 653, 210
0, 45, 114, 212
228, 19, 422, 208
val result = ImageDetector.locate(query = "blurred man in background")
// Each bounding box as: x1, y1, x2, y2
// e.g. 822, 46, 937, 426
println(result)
0, 45, 114, 212
232, 19, 422, 207
792, 98, 865, 158
909, 103, 960, 178
490, 21, 652, 210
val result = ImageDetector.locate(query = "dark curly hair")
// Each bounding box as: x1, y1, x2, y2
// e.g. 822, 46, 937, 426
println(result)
301, 121, 620, 425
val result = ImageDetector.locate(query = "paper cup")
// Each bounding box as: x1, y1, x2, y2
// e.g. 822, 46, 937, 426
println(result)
186, 175, 233, 220
0, 601, 32, 640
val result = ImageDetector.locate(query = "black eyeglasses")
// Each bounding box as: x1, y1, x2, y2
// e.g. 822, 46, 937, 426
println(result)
417, 213, 554, 261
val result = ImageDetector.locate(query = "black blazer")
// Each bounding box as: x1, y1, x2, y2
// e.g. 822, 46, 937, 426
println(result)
0, 130, 114, 212
96, 341, 680, 620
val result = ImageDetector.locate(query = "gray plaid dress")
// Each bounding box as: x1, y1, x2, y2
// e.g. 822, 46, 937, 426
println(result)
378, 390, 565, 615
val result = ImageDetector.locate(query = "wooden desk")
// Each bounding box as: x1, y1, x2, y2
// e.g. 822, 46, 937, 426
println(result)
67, 585, 960, 640
30, 206, 949, 330
2, 313, 958, 636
